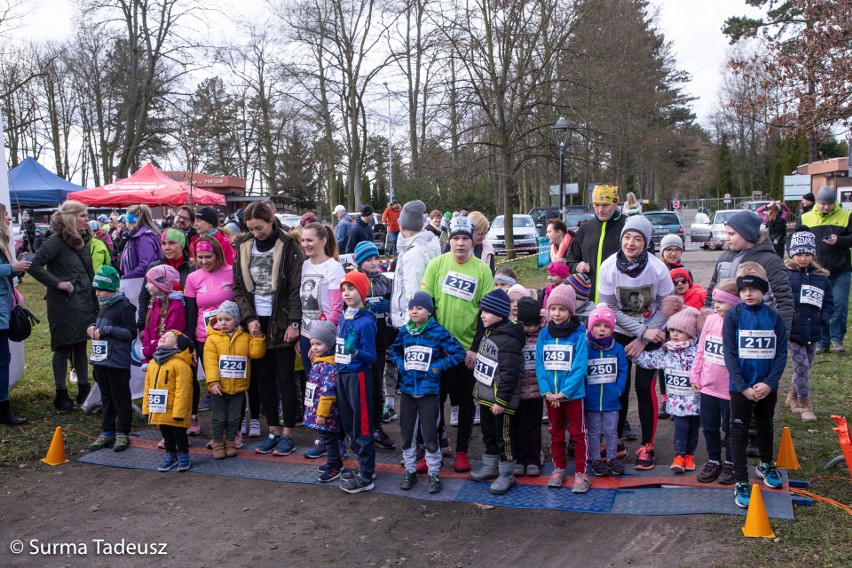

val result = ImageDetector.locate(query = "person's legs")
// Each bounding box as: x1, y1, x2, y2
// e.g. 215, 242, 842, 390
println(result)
109, 369, 133, 435
634, 366, 658, 446
211, 392, 226, 441
256, 350, 281, 432
729, 391, 754, 484
274, 347, 298, 433
383, 360, 398, 406
753, 390, 778, 464
495, 412, 514, 462
0, 330, 9, 402
299, 335, 313, 377
52, 346, 71, 390
371, 349, 386, 428
616, 335, 633, 439
93, 367, 115, 434
700, 393, 722, 462
672, 416, 689, 456
320, 430, 342, 469
225, 393, 243, 441
546, 401, 568, 469
829, 271, 850, 345
340, 371, 375, 477
451, 364, 476, 453
160, 425, 177, 453
247, 367, 261, 420
602, 411, 620, 462
686, 415, 701, 456
478, 405, 499, 456
584, 411, 603, 463
418, 395, 441, 474
399, 393, 418, 470
789, 341, 810, 398
515, 398, 542, 466
565, 399, 587, 474
71, 341, 89, 387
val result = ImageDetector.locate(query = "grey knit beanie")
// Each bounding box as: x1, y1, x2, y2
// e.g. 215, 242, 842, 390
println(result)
310, 321, 338, 352
620, 215, 653, 248
726, 210, 762, 244
817, 186, 837, 205
399, 200, 427, 231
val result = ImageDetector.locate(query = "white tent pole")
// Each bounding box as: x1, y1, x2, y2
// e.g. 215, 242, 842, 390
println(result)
0, 112, 10, 211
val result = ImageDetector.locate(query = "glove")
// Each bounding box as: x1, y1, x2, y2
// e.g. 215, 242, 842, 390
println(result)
368, 298, 389, 314
344, 331, 356, 354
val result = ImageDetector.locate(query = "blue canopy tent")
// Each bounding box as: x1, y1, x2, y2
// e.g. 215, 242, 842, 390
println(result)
7, 157, 84, 206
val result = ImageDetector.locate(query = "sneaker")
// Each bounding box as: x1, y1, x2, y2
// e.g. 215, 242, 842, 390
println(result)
548, 467, 566, 488
317, 467, 341, 483
241, 418, 247, 435
428, 473, 442, 494
234, 431, 244, 449
718, 462, 736, 485
249, 419, 261, 437
454, 451, 471, 473
272, 434, 295, 456
542, 408, 549, 424
684, 454, 696, 471
158, 453, 178, 471
340, 472, 375, 494
526, 464, 540, 477
473, 405, 481, 425
400, 470, 417, 490
341, 469, 377, 481
572, 473, 591, 494
590, 460, 609, 477
634, 444, 655, 470
381, 404, 397, 423
831, 340, 846, 353
187, 417, 201, 436
697, 461, 722, 483
607, 460, 625, 476
734, 482, 751, 508
440, 437, 452, 455
88, 433, 115, 451
304, 439, 327, 459
623, 421, 638, 441
198, 394, 211, 412
755, 462, 783, 489
255, 434, 280, 454
374, 428, 396, 450
615, 441, 628, 461
449, 406, 459, 426
177, 452, 191, 472
670, 456, 686, 473
112, 435, 130, 452
157, 438, 165, 449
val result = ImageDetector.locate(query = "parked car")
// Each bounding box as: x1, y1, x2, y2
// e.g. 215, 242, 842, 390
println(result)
705, 209, 742, 250
348, 212, 387, 255
740, 200, 772, 212
528, 206, 560, 236
275, 213, 302, 230
689, 211, 713, 248
487, 214, 539, 255
564, 211, 596, 233
643, 211, 684, 246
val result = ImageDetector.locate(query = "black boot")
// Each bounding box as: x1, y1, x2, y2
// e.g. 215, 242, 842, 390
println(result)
0, 400, 27, 425
54, 388, 76, 411
76, 383, 91, 405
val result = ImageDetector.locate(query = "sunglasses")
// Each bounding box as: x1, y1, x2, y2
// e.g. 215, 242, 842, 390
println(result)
673, 278, 688, 285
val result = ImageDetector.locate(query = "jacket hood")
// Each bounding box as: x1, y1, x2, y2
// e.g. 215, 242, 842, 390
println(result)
784, 257, 830, 276
398, 229, 438, 251
486, 319, 526, 343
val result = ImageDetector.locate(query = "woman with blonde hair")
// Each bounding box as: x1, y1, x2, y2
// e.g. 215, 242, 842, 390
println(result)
28, 200, 98, 410
120, 204, 163, 278
623, 192, 643, 216
468, 211, 494, 273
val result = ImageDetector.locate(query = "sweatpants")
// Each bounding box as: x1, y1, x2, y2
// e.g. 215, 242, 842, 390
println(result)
337, 370, 376, 477
673, 415, 701, 457
700, 393, 731, 463
53, 341, 89, 389
211, 391, 244, 441
546, 398, 587, 474
160, 425, 188, 453
789, 341, 816, 398
479, 406, 514, 462
513, 398, 543, 467
319, 430, 342, 470
254, 323, 298, 429
615, 333, 659, 446
400, 393, 441, 474
93, 366, 132, 435
438, 362, 476, 453
383, 361, 398, 402
584, 410, 619, 462
730, 389, 778, 483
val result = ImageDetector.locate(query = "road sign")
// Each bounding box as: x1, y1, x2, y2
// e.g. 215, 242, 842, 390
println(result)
724, 192, 731, 205
784, 175, 812, 200
548, 183, 579, 196
672, 200, 680, 209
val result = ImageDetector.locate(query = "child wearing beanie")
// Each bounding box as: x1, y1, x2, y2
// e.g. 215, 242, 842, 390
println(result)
631, 298, 705, 474
542, 262, 569, 308
303, 321, 344, 482
535, 284, 591, 492
141, 264, 186, 363
565, 272, 593, 320
690, 279, 739, 484
507, 283, 533, 321
389, 291, 466, 494
470, 289, 526, 495
203, 300, 267, 459
584, 303, 629, 477
513, 297, 544, 476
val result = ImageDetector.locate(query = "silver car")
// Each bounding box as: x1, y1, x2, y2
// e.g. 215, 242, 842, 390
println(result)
486, 214, 539, 255
708, 209, 742, 250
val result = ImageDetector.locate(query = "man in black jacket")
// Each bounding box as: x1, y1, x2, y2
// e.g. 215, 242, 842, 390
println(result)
346, 205, 374, 254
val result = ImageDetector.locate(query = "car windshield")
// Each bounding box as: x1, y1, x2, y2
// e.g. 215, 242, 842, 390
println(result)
645, 213, 679, 225
565, 213, 595, 227
492, 216, 535, 229
713, 211, 737, 224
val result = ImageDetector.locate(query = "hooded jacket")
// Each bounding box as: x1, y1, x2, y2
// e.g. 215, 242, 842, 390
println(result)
334, 213, 353, 252
800, 204, 852, 275
120, 226, 163, 279
89, 236, 111, 274
785, 258, 834, 346
565, 210, 625, 303
584, 340, 628, 412
704, 230, 794, 333
475, 319, 525, 413
336, 307, 377, 373
141, 292, 187, 361
723, 301, 788, 392
303, 355, 339, 432
143, 345, 193, 428
345, 217, 373, 254
390, 318, 466, 396
633, 337, 700, 416
203, 322, 267, 394
390, 229, 441, 328
89, 294, 137, 369
535, 318, 589, 402
690, 313, 730, 400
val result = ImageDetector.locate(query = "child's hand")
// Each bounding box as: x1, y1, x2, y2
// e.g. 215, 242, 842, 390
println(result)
92, 328, 101, 340
250, 327, 263, 338
691, 383, 701, 393
316, 416, 325, 426
752, 383, 771, 400
742, 387, 758, 402
209, 383, 222, 396
625, 338, 645, 359
87, 326, 96, 339
491, 404, 504, 415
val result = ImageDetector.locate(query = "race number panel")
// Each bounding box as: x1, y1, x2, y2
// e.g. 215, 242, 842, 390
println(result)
664, 369, 692, 396
203, 310, 219, 328
522, 347, 536, 371
335, 337, 352, 365
542, 344, 573, 372
738, 330, 776, 360
473, 354, 497, 387
404, 345, 433, 372
90, 340, 109, 363
304, 382, 317, 407
147, 388, 168, 414
587, 357, 617, 384
440, 271, 478, 301
800, 284, 823, 308
703, 335, 724, 365
218, 355, 248, 379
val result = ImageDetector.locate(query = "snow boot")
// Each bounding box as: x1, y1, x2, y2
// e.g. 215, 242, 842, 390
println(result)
489, 460, 517, 495
469, 453, 500, 481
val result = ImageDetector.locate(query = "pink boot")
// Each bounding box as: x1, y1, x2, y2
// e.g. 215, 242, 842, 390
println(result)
187, 416, 201, 436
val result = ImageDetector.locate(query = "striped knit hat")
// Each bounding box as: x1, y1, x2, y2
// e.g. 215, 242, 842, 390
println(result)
565, 273, 591, 302
480, 288, 512, 319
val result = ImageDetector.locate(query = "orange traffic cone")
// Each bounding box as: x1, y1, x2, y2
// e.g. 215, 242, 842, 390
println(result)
831, 416, 852, 479
776, 426, 800, 470
40, 426, 70, 466
742, 484, 775, 538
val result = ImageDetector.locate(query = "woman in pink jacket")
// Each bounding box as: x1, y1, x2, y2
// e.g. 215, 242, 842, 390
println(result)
689, 279, 739, 485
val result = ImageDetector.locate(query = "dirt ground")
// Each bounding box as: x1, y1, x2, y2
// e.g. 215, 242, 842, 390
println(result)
0, 250, 742, 568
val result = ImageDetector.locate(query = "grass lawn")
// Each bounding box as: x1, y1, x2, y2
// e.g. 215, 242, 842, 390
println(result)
2, 260, 850, 566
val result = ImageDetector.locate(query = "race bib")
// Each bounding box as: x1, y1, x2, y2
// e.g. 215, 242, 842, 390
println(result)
304, 382, 316, 408
738, 330, 776, 360
587, 357, 617, 385
218, 355, 247, 379
147, 388, 168, 414
335, 337, 351, 365
203, 310, 219, 328
404, 345, 433, 372
664, 369, 692, 396
473, 353, 497, 386
441, 271, 478, 301
91, 340, 108, 362
522, 347, 536, 371
800, 285, 823, 308
543, 344, 573, 372
704, 335, 724, 365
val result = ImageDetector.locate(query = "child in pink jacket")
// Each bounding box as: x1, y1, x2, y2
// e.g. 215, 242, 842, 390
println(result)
141, 265, 187, 362
690, 279, 738, 485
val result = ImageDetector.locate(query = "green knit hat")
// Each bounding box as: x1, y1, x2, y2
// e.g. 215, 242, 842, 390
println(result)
92, 265, 120, 292
161, 227, 186, 247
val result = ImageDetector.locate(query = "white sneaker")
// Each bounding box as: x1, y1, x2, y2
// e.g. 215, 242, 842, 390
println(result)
235, 431, 244, 449
450, 406, 459, 427
473, 405, 481, 425
240, 418, 247, 435
249, 419, 261, 437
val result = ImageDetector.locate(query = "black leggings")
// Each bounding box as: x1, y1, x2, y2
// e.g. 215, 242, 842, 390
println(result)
240, 372, 261, 421
254, 317, 298, 429
52, 342, 89, 389
615, 333, 659, 446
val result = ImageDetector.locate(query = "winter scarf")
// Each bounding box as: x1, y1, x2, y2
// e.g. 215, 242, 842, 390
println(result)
615, 250, 648, 278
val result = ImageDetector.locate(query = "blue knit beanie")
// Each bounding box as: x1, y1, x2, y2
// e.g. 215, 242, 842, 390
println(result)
726, 210, 762, 244
480, 288, 512, 319
408, 291, 435, 314
354, 240, 380, 266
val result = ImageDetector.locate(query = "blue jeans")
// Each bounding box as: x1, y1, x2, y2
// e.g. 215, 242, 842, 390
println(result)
821, 270, 850, 346
699, 393, 731, 463
386, 231, 398, 255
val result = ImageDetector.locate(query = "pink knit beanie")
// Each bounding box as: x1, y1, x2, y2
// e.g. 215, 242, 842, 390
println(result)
546, 284, 576, 316
587, 303, 616, 334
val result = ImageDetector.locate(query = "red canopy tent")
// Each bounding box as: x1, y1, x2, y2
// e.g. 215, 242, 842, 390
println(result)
68, 163, 226, 206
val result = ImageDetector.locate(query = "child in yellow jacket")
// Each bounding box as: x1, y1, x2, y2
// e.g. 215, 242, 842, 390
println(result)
203, 301, 266, 459
143, 330, 194, 472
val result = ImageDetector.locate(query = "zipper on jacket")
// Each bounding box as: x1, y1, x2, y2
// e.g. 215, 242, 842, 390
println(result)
598, 349, 604, 409
552, 337, 560, 394
595, 222, 606, 303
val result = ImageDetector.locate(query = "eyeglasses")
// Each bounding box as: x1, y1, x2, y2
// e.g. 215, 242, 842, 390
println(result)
673, 278, 688, 285
175, 215, 191, 223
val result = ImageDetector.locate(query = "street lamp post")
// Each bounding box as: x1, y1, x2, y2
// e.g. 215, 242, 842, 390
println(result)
552, 117, 571, 219
384, 82, 394, 203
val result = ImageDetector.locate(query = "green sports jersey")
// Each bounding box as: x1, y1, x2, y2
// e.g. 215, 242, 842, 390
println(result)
421, 252, 494, 350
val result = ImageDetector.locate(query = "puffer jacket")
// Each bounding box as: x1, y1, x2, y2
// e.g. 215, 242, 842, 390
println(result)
519, 333, 540, 400
535, 318, 588, 402
143, 345, 193, 428
474, 319, 525, 413
136, 256, 194, 330
801, 204, 852, 276
302, 355, 339, 433
723, 301, 788, 392
633, 337, 700, 417
389, 230, 441, 328
785, 258, 834, 346
704, 231, 794, 333
89, 295, 137, 369
690, 313, 730, 400
120, 226, 163, 279
203, 322, 267, 394
141, 292, 186, 361
565, 210, 625, 303
389, 318, 466, 396
584, 341, 628, 412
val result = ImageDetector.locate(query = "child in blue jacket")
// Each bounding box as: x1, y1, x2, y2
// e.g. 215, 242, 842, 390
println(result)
390, 291, 465, 494
535, 285, 589, 493
724, 262, 788, 509
336, 271, 378, 494
584, 303, 628, 477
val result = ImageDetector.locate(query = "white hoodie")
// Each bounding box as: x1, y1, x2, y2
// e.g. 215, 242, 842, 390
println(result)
390, 230, 441, 328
